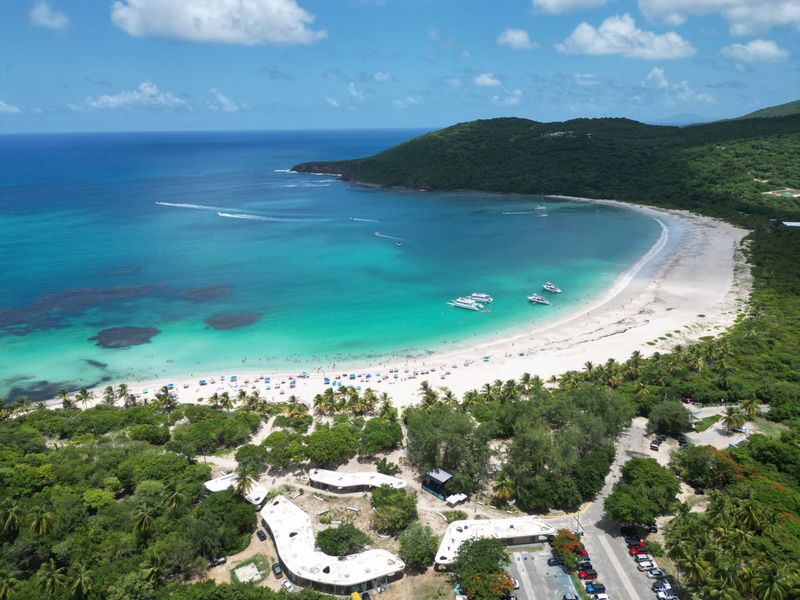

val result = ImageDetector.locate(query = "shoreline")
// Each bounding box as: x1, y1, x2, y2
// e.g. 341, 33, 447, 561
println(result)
40, 196, 751, 410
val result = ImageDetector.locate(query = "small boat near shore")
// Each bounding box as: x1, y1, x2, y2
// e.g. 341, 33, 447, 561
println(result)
447, 297, 484, 311
528, 293, 550, 305
469, 293, 493, 304
543, 282, 562, 293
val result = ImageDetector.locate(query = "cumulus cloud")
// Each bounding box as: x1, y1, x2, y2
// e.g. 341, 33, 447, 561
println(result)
497, 28, 537, 50
111, 0, 326, 45
474, 72, 501, 86
721, 39, 791, 63
0, 100, 22, 114
491, 89, 523, 106
392, 96, 421, 109
557, 13, 695, 59
640, 68, 714, 104
532, 0, 607, 14
639, 0, 800, 36
208, 88, 242, 112
371, 70, 392, 82
325, 97, 340, 108
573, 73, 602, 86
29, 1, 70, 30
82, 82, 187, 110
348, 82, 365, 102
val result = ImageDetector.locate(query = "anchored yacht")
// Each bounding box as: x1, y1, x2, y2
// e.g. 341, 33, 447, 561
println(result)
448, 297, 483, 311
469, 293, 494, 304
543, 282, 562, 293
528, 293, 551, 305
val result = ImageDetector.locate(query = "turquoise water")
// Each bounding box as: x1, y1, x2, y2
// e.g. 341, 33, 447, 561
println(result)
0, 131, 661, 398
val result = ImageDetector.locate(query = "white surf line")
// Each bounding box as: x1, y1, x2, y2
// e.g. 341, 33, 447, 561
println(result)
512, 552, 537, 600
155, 201, 225, 211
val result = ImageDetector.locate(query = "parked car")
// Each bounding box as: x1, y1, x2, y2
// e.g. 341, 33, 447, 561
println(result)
592, 595, 610, 600
637, 561, 655, 571
623, 535, 641, 545
511, 578, 520, 590
656, 591, 678, 600
281, 580, 296, 592
361, 593, 372, 600
629, 546, 645, 556
650, 442, 661, 451
647, 568, 667, 579
547, 557, 565, 567
629, 540, 646, 550
647, 522, 658, 533
585, 583, 606, 595
653, 580, 672, 593
271, 563, 283, 579
578, 569, 598, 580
206, 556, 226, 568
577, 560, 592, 570
562, 593, 579, 600
634, 554, 653, 563
733, 426, 748, 434
256, 530, 267, 542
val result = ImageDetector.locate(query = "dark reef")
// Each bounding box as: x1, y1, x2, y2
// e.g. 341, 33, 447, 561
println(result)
181, 284, 231, 302
204, 312, 261, 330
90, 326, 161, 349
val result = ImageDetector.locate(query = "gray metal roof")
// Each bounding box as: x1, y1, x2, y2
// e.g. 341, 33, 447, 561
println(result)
426, 469, 453, 484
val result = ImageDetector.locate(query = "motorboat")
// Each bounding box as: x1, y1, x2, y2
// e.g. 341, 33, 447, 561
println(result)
447, 297, 483, 311
543, 282, 562, 293
528, 293, 551, 305
469, 292, 493, 304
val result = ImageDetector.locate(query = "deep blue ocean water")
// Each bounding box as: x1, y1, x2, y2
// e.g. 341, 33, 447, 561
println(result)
0, 130, 661, 398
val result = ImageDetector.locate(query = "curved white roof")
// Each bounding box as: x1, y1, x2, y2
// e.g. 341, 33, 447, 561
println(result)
204, 473, 267, 506
309, 468, 407, 491
260, 495, 405, 587
435, 516, 555, 565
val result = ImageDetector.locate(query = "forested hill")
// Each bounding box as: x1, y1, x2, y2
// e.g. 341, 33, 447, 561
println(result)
735, 99, 800, 120
293, 114, 800, 218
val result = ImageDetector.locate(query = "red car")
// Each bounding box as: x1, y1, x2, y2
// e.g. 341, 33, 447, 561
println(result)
628, 541, 647, 550
629, 546, 645, 556
578, 569, 598, 580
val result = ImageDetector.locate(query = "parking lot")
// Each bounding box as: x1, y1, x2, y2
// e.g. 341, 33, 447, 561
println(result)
507, 545, 580, 600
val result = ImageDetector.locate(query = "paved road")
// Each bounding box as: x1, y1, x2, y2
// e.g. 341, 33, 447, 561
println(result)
541, 417, 657, 600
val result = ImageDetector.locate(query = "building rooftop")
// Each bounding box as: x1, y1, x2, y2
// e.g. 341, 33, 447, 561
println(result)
309, 468, 407, 490
425, 469, 453, 485
435, 516, 556, 565
204, 473, 267, 506
260, 495, 405, 587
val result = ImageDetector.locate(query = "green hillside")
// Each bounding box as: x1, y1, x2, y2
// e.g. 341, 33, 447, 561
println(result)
293, 115, 800, 218
736, 99, 800, 120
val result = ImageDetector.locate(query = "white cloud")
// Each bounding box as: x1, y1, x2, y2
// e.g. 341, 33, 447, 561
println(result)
392, 96, 421, 109
82, 82, 187, 110
372, 70, 392, 82
573, 73, 602, 86
0, 100, 22, 114
491, 89, 523, 106
497, 28, 537, 50
557, 13, 695, 59
643, 67, 669, 89
474, 72, 501, 87
208, 88, 242, 112
721, 39, 791, 63
532, 0, 607, 14
347, 82, 365, 102
29, 1, 70, 30
640, 68, 714, 104
111, 0, 326, 45
639, 0, 800, 36
325, 97, 340, 108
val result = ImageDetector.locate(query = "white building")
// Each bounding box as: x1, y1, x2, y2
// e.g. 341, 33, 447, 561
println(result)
260, 495, 405, 594
308, 468, 406, 493
434, 516, 555, 567
204, 473, 268, 506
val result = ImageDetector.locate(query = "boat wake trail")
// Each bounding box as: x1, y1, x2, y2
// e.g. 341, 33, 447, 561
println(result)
502, 211, 534, 215
156, 201, 224, 211
349, 217, 380, 223
217, 212, 330, 223
374, 231, 407, 242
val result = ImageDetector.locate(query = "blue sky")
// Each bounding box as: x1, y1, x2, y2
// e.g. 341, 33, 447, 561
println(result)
0, 0, 798, 133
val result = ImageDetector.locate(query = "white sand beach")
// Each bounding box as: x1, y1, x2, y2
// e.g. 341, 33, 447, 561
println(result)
45, 198, 751, 410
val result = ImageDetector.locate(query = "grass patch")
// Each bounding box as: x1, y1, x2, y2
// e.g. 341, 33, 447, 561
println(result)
694, 415, 720, 432
569, 573, 591, 599
442, 510, 468, 523
230, 554, 270, 584
751, 416, 789, 438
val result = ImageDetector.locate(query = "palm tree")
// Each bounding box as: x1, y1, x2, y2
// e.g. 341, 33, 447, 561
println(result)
38, 560, 66, 598
155, 387, 177, 412
236, 390, 247, 406
103, 386, 116, 407
133, 507, 154, 536
1, 501, 22, 535
69, 563, 92, 600
75, 388, 94, 409
234, 469, 254, 498
208, 392, 220, 409
116, 383, 129, 403
677, 547, 710, 585
219, 391, 234, 413
740, 396, 760, 419
165, 487, 184, 511
58, 389, 75, 410
493, 472, 514, 503
753, 564, 797, 600
362, 388, 377, 414
721, 406, 746, 433
30, 505, 54, 537
141, 553, 166, 584
0, 570, 18, 600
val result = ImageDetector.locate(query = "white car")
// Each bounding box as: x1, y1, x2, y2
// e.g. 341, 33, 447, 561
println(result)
511, 578, 520, 590
656, 592, 677, 600
647, 568, 667, 579
281, 580, 296, 592
592, 595, 610, 600
636, 561, 655, 571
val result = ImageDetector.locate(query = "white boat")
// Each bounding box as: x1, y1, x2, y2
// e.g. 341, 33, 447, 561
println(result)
543, 282, 562, 293
448, 297, 483, 311
469, 293, 494, 304
536, 204, 547, 210
528, 293, 550, 305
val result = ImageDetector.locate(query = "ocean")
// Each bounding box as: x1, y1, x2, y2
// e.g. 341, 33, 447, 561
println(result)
0, 130, 662, 399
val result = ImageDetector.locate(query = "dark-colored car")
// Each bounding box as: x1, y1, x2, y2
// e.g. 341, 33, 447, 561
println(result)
206, 556, 226, 568
577, 560, 592, 569
547, 557, 565, 567
578, 569, 598, 580
653, 580, 672, 593
256, 530, 267, 542
362, 593, 372, 600
585, 583, 606, 595
271, 563, 283, 579
647, 522, 658, 533
624, 535, 641, 545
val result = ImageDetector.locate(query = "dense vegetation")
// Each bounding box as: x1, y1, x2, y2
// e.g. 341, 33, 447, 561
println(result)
605, 458, 680, 526
452, 538, 513, 600
735, 99, 800, 120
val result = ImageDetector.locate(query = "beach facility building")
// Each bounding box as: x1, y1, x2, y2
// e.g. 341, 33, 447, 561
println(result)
434, 515, 556, 569
203, 473, 268, 506
422, 468, 453, 499
308, 468, 406, 493
260, 495, 405, 594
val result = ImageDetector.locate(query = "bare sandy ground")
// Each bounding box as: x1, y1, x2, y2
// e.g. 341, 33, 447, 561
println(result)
43, 198, 751, 410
